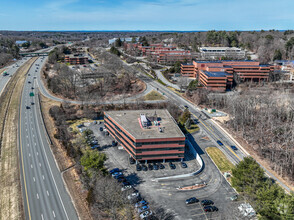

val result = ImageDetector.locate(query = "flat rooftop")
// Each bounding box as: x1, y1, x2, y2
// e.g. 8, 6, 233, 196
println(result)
202, 71, 231, 77
105, 109, 185, 140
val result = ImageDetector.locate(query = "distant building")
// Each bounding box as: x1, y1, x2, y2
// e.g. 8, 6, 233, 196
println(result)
199, 47, 246, 60
104, 109, 185, 162
181, 60, 274, 91
15, 40, 30, 45
64, 54, 88, 65
109, 37, 139, 45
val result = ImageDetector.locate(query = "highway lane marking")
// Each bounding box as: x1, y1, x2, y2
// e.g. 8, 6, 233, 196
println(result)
53, 210, 56, 218
36, 193, 39, 199
31, 164, 33, 168
33, 93, 70, 220
33, 177, 35, 182
41, 214, 44, 220
47, 190, 49, 196
29, 153, 31, 157
37, 152, 39, 155
39, 163, 42, 167
42, 175, 45, 180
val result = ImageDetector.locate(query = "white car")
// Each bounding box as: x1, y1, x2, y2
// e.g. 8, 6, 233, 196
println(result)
140, 211, 152, 219
127, 192, 140, 200
121, 185, 132, 191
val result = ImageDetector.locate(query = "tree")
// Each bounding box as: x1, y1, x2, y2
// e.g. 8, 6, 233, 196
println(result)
80, 150, 107, 173
114, 38, 122, 47
273, 49, 282, 61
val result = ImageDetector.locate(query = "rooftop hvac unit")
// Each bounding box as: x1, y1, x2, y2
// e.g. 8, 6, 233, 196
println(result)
140, 114, 148, 127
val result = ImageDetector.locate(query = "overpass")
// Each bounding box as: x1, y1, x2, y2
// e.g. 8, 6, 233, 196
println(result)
19, 52, 49, 57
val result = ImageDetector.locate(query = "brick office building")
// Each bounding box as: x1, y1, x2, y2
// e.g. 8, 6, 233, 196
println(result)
181, 60, 274, 91
104, 109, 186, 162
64, 54, 88, 65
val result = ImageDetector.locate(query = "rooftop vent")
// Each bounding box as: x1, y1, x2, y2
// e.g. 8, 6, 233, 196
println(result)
140, 114, 148, 128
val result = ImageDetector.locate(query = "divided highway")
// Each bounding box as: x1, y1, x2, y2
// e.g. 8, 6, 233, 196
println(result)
19, 57, 78, 220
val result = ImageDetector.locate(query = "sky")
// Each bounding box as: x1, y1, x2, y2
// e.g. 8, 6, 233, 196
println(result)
0, 0, 293, 31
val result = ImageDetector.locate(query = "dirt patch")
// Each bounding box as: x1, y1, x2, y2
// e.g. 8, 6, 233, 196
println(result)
39, 94, 93, 220
0, 57, 37, 220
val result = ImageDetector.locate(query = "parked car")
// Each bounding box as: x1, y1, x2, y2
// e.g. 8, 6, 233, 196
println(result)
138, 205, 150, 214
129, 157, 135, 164
201, 200, 214, 206
121, 185, 133, 191
127, 192, 140, 200
217, 140, 223, 146
148, 163, 153, 170
109, 168, 119, 174
169, 162, 176, 169
153, 163, 159, 170
112, 172, 123, 177
159, 163, 165, 169
135, 200, 148, 208
186, 197, 199, 204
91, 144, 100, 149
99, 127, 103, 131
230, 145, 238, 151
140, 211, 152, 219
142, 165, 148, 171
181, 162, 188, 168
203, 206, 218, 212
136, 164, 142, 171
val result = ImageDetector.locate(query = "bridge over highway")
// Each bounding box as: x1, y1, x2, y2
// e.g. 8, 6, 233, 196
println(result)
19, 52, 49, 57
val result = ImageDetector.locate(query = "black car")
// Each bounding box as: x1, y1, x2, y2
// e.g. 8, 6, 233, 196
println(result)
186, 197, 199, 204
129, 157, 135, 164
136, 164, 142, 171
181, 162, 188, 168
201, 200, 214, 206
148, 163, 153, 170
159, 163, 165, 169
153, 164, 159, 170
31, 87, 34, 90
31, 102, 34, 105
142, 165, 148, 171
203, 206, 218, 212
99, 127, 103, 132
26, 106, 30, 109
169, 162, 176, 169
231, 145, 238, 151
28, 81, 31, 84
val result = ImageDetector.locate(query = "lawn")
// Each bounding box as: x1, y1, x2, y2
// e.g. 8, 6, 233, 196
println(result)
143, 90, 165, 101
206, 147, 235, 174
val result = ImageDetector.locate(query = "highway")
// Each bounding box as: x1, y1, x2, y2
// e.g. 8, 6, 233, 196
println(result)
19, 57, 78, 220
0, 57, 29, 95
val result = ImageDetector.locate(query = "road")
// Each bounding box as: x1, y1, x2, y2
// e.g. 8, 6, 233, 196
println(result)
0, 57, 29, 95
144, 74, 291, 193
19, 57, 78, 220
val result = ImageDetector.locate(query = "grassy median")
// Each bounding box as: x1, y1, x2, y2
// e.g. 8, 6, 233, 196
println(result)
0, 57, 37, 220
206, 147, 235, 174
143, 90, 165, 101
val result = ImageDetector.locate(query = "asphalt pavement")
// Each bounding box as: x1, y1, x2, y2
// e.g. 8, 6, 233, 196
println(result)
19, 57, 78, 220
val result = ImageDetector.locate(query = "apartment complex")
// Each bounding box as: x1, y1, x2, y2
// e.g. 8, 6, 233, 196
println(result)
64, 54, 88, 65
124, 42, 192, 65
181, 60, 274, 91
104, 109, 185, 162
199, 47, 246, 60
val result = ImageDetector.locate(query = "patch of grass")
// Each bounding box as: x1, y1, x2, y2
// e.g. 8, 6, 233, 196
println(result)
68, 118, 97, 133
157, 79, 166, 86
143, 90, 165, 101
206, 147, 235, 174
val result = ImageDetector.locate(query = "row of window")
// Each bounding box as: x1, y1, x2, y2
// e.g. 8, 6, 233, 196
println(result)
136, 153, 184, 160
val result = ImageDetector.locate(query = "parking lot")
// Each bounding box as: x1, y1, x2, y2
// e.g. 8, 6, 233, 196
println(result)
84, 121, 238, 220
